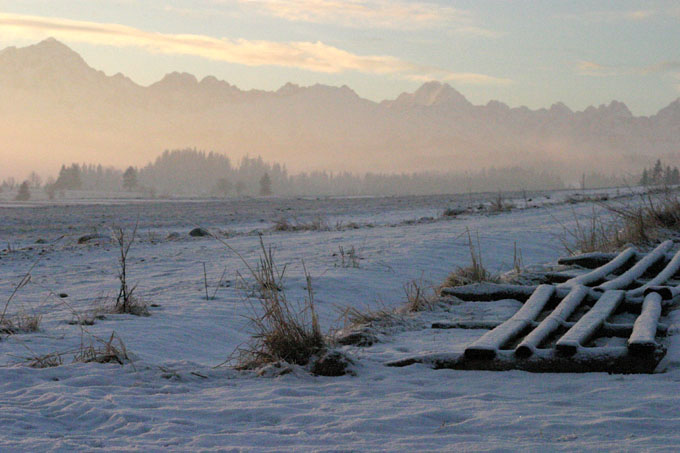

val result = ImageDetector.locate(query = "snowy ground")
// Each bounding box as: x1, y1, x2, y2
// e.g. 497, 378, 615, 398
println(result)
0, 189, 678, 451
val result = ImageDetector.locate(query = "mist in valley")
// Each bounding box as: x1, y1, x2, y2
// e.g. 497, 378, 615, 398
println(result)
2, 39, 678, 198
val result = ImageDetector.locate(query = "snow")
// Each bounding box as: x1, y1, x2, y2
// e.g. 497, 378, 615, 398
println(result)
1, 190, 679, 451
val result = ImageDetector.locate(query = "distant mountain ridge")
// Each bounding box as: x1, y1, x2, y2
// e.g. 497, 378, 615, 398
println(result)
2, 38, 679, 179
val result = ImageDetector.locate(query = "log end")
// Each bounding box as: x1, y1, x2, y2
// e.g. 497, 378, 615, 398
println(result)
627, 341, 658, 357
515, 345, 534, 359
555, 342, 579, 357
464, 347, 496, 360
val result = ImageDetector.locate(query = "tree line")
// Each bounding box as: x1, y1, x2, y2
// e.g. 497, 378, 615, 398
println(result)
640, 159, 680, 186
2, 148, 656, 200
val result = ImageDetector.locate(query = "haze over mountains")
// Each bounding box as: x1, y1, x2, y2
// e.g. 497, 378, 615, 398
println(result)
2, 38, 679, 180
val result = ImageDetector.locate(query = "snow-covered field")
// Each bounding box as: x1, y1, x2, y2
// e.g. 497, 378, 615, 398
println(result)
1, 189, 678, 451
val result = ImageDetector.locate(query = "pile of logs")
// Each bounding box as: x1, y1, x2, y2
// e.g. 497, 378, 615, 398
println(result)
389, 241, 677, 373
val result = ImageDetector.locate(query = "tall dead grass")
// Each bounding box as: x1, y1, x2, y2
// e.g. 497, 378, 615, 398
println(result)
230, 238, 326, 369
558, 189, 680, 254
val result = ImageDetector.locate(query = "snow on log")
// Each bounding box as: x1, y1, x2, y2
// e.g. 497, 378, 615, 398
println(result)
596, 240, 674, 291
628, 292, 663, 355
387, 345, 666, 374
628, 248, 680, 296
515, 285, 588, 358
555, 290, 624, 356
464, 285, 555, 359
440, 283, 537, 301
558, 248, 636, 288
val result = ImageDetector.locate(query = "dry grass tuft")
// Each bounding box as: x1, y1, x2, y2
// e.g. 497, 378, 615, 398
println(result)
336, 245, 360, 268
28, 352, 63, 368
403, 279, 437, 312
25, 332, 129, 368
442, 229, 498, 288
73, 332, 129, 365
0, 311, 41, 335
273, 216, 330, 232
513, 241, 523, 275
247, 236, 287, 297
234, 243, 325, 370
109, 297, 149, 317
340, 303, 397, 327
489, 192, 513, 213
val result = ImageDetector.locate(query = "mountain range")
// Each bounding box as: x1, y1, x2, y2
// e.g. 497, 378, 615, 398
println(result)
2, 38, 679, 180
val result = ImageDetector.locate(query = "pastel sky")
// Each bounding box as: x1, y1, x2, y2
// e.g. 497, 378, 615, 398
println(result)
0, 0, 679, 115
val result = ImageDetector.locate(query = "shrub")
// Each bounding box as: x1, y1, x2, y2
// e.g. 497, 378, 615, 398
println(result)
113, 225, 149, 316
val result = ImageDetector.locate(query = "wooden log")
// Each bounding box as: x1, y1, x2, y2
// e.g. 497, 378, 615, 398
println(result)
558, 252, 618, 268
543, 271, 579, 284
558, 251, 674, 268
515, 285, 588, 358
601, 322, 668, 337
628, 292, 663, 355
431, 321, 503, 330
628, 248, 680, 296
464, 285, 555, 359
555, 290, 624, 356
431, 319, 666, 335
596, 241, 673, 291
558, 248, 636, 288
440, 283, 537, 301
386, 345, 666, 374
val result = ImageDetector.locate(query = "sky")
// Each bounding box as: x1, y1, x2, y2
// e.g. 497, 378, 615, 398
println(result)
0, 0, 679, 115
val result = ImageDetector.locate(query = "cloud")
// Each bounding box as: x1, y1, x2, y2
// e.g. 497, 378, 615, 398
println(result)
450, 26, 503, 39
0, 12, 510, 84
644, 61, 680, 74
576, 60, 619, 77
235, 0, 465, 28
577, 59, 680, 77
406, 72, 512, 86
622, 10, 656, 21
670, 73, 680, 93
568, 9, 657, 23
